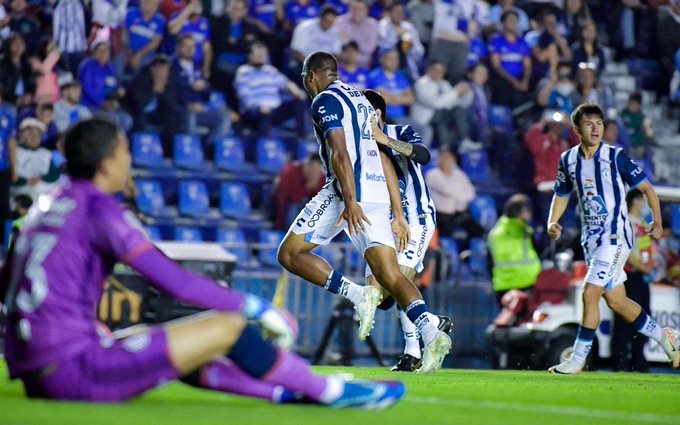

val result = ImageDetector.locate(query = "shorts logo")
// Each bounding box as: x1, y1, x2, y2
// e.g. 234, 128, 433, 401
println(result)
607, 244, 623, 277
307, 193, 335, 227
597, 271, 606, 280
296, 217, 306, 227
122, 332, 151, 353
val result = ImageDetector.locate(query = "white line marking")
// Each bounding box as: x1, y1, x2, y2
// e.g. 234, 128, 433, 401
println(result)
407, 396, 678, 424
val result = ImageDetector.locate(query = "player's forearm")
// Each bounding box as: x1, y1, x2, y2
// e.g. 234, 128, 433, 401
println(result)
380, 151, 404, 218
640, 181, 662, 225
547, 194, 569, 226
331, 150, 358, 203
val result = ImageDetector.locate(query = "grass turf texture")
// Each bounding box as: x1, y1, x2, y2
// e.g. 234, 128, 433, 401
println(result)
1, 362, 678, 425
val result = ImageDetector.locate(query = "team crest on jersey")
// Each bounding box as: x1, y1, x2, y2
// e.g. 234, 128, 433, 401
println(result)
582, 190, 608, 226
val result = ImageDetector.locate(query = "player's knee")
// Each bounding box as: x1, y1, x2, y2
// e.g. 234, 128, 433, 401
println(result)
604, 296, 624, 312
374, 267, 402, 289
277, 246, 294, 270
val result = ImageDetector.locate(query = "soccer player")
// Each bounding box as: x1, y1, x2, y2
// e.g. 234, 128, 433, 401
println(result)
363, 89, 451, 372
1, 117, 405, 407
277, 51, 452, 373
547, 104, 679, 374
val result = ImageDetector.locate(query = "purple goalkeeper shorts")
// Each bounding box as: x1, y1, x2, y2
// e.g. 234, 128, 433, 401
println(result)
21, 326, 180, 402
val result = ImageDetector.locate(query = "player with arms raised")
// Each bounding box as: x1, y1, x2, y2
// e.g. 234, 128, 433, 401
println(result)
547, 104, 679, 374
277, 51, 451, 373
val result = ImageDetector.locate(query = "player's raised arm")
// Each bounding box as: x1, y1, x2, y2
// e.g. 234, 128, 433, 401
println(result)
370, 116, 430, 165
326, 128, 371, 236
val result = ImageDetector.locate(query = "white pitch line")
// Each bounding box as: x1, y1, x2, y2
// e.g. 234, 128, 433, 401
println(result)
407, 396, 678, 424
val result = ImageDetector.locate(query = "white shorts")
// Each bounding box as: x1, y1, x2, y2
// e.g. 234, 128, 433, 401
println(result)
290, 186, 395, 256
583, 243, 631, 291
365, 214, 435, 277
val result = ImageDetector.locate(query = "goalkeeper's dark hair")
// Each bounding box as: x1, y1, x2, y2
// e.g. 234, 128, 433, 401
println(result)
63, 117, 121, 180
304, 51, 338, 74
362, 89, 386, 120
503, 194, 532, 218
571, 103, 604, 126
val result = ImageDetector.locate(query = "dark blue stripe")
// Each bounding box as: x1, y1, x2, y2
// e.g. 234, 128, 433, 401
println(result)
406, 159, 426, 220
419, 163, 436, 220
609, 148, 622, 246
315, 125, 331, 180
593, 148, 606, 248
328, 87, 362, 202
574, 152, 587, 247
391, 155, 408, 221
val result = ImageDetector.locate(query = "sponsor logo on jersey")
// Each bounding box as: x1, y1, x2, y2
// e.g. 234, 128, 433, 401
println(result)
367, 149, 378, 157
365, 172, 386, 182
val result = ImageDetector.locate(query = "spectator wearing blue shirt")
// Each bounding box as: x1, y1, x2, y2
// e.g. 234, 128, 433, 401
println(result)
326, 0, 350, 15
338, 41, 370, 90
8, 0, 42, 55
466, 35, 488, 69
210, 0, 263, 109
233, 41, 308, 139
171, 34, 231, 145
284, 0, 320, 28
125, 0, 165, 71
368, 48, 414, 122
0, 86, 17, 244
78, 39, 133, 131
537, 61, 577, 115
488, 10, 531, 107
486, 0, 529, 35
168, 0, 212, 77
249, 0, 279, 32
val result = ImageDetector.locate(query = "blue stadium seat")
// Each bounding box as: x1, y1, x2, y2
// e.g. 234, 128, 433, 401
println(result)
259, 229, 285, 267
489, 105, 514, 133
220, 182, 252, 218
469, 238, 489, 277
174, 134, 209, 170
469, 195, 498, 229
144, 225, 162, 241
132, 132, 165, 168
214, 136, 259, 175
174, 226, 203, 242
257, 138, 288, 174
297, 140, 318, 160
135, 179, 167, 217
207, 91, 227, 110
439, 237, 459, 275
178, 180, 212, 218
461, 150, 494, 184
216, 228, 251, 266
672, 205, 680, 237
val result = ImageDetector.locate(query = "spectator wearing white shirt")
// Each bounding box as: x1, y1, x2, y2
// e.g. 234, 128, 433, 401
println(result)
53, 73, 92, 134
378, 3, 424, 79
290, 5, 341, 72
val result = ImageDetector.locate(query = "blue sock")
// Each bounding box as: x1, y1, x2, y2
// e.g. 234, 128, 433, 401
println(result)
377, 295, 396, 311
228, 326, 278, 378
632, 310, 663, 341
324, 270, 344, 294
405, 300, 428, 323
572, 326, 596, 363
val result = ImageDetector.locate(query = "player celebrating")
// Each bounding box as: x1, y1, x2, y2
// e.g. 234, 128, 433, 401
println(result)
1, 117, 405, 407
362, 89, 451, 372
277, 51, 451, 373
547, 104, 679, 374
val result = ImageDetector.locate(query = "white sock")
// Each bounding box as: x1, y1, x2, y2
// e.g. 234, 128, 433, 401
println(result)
319, 376, 345, 404
344, 281, 366, 305
636, 315, 664, 342
399, 310, 421, 358
415, 313, 441, 345
571, 338, 592, 364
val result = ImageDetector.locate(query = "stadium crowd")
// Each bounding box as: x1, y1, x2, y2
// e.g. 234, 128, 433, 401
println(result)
1, 1, 680, 311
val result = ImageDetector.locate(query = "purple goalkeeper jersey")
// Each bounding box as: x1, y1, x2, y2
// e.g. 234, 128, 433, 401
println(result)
3, 179, 244, 378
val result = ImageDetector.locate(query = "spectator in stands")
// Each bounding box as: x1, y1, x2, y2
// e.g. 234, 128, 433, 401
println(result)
335, 0, 379, 69
671, 49, 680, 103
125, 54, 180, 154
53, 74, 92, 134
248, 0, 281, 32
410, 60, 475, 150
0, 33, 35, 114
488, 10, 532, 107
284, 0, 320, 29
272, 153, 325, 230
35, 102, 59, 150
487, 194, 540, 307
91, 0, 129, 77
524, 109, 573, 188
233, 40, 307, 139
570, 19, 606, 75
8, 193, 32, 247
429, 0, 485, 85
612, 189, 657, 373
425, 147, 484, 243
466, 24, 488, 70
52, 0, 87, 74
603, 119, 626, 149
657, 1, 680, 96
338, 41, 370, 89
290, 5, 341, 73
406, 0, 434, 52
486, 0, 530, 35
327, 0, 351, 15
172, 34, 231, 145
79, 39, 133, 132
159, 0, 186, 19
378, 3, 425, 79
168, 0, 213, 78
12, 117, 60, 200
525, 9, 559, 88
620, 92, 654, 159
30, 37, 62, 104
210, 0, 263, 109
537, 61, 577, 114
124, 0, 165, 72
0, 87, 17, 244
572, 61, 614, 112
0, 3, 10, 44
467, 62, 491, 146
7, 0, 41, 54
368, 48, 414, 125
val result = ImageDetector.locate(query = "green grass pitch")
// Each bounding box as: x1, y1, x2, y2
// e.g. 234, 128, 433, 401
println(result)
1, 362, 678, 425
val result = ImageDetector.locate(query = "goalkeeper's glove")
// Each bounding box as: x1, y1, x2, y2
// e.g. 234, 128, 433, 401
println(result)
242, 294, 299, 349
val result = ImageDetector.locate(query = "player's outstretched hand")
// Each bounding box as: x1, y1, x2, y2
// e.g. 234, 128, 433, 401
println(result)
337, 201, 372, 237
370, 116, 387, 145
647, 221, 663, 240
391, 215, 410, 252
243, 294, 299, 349
548, 221, 562, 240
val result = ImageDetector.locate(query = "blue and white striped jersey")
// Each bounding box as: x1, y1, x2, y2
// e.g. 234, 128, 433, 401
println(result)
553, 142, 647, 252
311, 80, 390, 205
384, 124, 436, 225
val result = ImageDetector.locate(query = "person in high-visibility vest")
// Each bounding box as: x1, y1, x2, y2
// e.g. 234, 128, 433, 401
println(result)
487, 194, 541, 307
